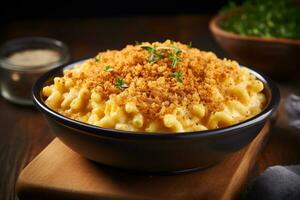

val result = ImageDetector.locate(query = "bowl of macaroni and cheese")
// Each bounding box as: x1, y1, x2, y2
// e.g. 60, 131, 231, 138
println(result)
33, 41, 280, 173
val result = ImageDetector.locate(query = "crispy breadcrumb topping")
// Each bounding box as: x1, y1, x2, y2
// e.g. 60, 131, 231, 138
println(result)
64, 40, 257, 121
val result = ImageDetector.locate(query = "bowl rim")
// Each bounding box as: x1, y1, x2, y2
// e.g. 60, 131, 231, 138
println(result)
32, 58, 280, 140
209, 14, 300, 46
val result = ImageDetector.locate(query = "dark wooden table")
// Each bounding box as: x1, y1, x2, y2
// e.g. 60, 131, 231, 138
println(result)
1, 15, 300, 200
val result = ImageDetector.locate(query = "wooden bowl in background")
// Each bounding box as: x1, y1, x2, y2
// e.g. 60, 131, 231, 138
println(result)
209, 15, 300, 81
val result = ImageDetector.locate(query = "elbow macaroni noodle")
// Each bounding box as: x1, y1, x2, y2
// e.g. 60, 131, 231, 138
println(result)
42, 41, 266, 133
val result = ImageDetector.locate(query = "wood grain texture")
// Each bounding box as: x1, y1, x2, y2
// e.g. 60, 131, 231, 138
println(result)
17, 123, 270, 200
0, 98, 54, 200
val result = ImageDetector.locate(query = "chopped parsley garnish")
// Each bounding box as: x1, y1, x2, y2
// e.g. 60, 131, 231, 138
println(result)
141, 46, 163, 64
103, 65, 113, 72
115, 78, 128, 89
173, 47, 182, 55
169, 52, 181, 67
141, 44, 184, 67
168, 46, 182, 67
95, 58, 100, 62
188, 41, 193, 48
171, 71, 183, 83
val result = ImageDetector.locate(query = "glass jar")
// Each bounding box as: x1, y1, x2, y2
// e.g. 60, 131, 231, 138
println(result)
0, 37, 70, 105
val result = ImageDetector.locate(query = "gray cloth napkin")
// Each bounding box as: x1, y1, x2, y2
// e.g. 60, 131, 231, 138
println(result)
242, 94, 300, 200
286, 94, 300, 130
243, 165, 300, 200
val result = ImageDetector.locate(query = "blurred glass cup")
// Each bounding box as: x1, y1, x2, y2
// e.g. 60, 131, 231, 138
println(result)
0, 37, 70, 105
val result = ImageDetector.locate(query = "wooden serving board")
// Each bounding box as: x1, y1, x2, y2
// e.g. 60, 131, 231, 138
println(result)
17, 123, 270, 200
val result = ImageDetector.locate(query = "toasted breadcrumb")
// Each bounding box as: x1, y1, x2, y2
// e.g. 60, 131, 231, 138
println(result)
63, 40, 257, 121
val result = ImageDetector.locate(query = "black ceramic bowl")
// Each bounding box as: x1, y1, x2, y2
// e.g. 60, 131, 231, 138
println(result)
33, 59, 280, 173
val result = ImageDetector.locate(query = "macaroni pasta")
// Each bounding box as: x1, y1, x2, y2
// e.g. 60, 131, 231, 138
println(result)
42, 41, 266, 133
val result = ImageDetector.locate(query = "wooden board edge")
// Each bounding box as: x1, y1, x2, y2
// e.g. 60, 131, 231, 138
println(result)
221, 122, 270, 200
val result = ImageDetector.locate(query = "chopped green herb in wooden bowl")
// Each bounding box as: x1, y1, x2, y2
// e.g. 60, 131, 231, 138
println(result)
209, 0, 300, 80
219, 0, 300, 40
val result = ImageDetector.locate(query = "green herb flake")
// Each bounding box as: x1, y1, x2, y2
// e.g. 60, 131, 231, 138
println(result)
188, 41, 193, 48
169, 53, 181, 67
141, 44, 184, 66
171, 71, 183, 83
141, 45, 161, 64
95, 58, 100, 62
115, 78, 128, 89
103, 65, 113, 72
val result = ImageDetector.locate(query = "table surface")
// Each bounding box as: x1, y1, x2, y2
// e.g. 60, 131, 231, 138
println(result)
1, 14, 300, 200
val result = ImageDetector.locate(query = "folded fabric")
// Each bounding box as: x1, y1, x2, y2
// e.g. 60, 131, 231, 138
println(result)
285, 94, 300, 130
243, 165, 300, 200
